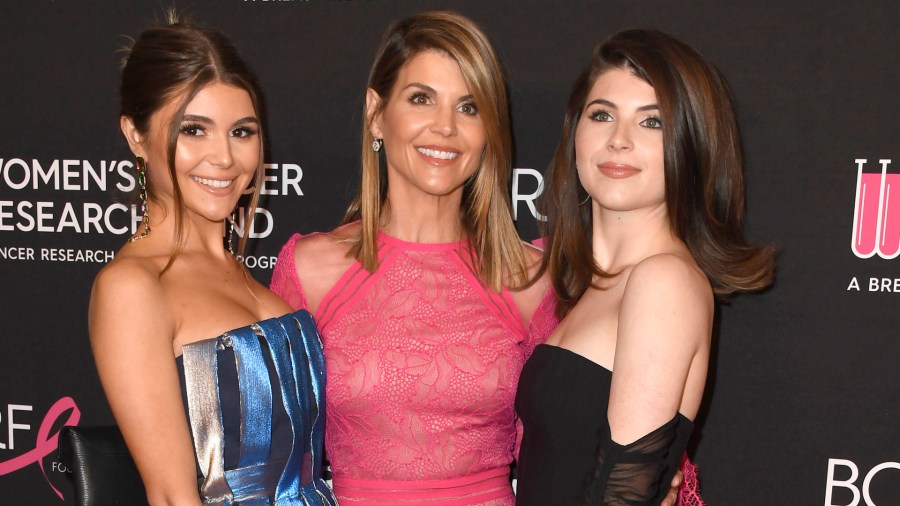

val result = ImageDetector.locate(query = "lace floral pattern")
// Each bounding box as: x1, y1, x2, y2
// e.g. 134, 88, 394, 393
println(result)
271, 233, 558, 504
323, 240, 528, 480
677, 454, 704, 506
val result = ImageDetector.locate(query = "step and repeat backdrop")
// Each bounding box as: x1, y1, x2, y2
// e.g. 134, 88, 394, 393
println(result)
1, 1, 897, 504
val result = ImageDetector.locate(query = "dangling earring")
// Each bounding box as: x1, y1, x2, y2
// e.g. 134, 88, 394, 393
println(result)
371, 138, 383, 152
226, 212, 236, 255
129, 156, 151, 242
580, 193, 591, 206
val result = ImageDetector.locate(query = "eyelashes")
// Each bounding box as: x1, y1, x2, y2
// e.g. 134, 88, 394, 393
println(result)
585, 109, 663, 129
178, 123, 259, 138
639, 117, 662, 129
230, 125, 259, 138
457, 102, 478, 115
179, 122, 206, 136
587, 110, 613, 122
409, 91, 430, 105
407, 91, 479, 116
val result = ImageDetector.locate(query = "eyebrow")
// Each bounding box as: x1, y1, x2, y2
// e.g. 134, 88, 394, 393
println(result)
585, 98, 659, 112
401, 82, 474, 102
182, 114, 259, 126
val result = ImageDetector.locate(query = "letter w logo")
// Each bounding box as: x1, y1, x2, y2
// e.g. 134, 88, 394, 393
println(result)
851, 159, 899, 259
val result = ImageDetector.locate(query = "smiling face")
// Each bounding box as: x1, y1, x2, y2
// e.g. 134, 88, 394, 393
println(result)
368, 50, 487, 206
575, 67, 666, 215
125, 82, 261, 226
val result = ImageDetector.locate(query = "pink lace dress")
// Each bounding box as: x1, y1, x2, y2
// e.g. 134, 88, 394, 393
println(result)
271, 231, 558, 505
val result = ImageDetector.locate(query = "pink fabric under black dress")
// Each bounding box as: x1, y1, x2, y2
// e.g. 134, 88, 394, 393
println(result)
271, 231, 559, 505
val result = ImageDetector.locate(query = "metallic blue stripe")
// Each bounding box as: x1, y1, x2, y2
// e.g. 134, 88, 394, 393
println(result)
293, 311, 328, 486
285, 314, 314, 485
182, 310, 336, 505
223, 460, 283, 501
258, 315, 303, 501
232, 324, 273, 468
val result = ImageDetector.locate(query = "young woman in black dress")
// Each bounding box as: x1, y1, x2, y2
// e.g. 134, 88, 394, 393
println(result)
515, 29, 775, 505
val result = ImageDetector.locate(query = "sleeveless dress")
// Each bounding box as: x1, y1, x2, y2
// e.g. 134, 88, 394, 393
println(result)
175, 309, 338, 505
515, 344, 695, 506
271, 231, 559, 505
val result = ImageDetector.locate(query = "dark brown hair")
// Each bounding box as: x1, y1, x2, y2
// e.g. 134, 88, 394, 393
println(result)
541, 28, 775, 317
120, 13, 265, 265
343, 11, 527, 292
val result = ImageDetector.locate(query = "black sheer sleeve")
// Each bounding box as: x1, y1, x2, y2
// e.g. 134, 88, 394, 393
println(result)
583, 414, 692, 506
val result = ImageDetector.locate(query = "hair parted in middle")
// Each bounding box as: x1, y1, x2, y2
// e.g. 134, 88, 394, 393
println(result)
343, 10, 527, 292
119, 12, 266, 268
540, 28, 776, 318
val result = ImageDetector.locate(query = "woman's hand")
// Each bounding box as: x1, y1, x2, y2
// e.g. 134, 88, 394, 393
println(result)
660, 469, 683, 506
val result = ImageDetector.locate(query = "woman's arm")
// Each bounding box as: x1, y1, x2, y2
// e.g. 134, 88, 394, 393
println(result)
609, 253, 712, 443
587, 254, 710, 504
88, 261, 202, 506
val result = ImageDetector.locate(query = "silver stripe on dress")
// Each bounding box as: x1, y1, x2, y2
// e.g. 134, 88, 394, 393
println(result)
182, 336, 234, 503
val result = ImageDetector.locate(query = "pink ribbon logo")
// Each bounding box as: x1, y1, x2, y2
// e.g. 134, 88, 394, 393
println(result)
0, 397, 81, 500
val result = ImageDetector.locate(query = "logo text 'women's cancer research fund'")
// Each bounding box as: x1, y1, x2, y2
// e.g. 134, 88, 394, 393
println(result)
852, 159, 899, 259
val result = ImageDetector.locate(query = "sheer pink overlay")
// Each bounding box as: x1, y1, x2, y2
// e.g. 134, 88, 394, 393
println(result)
271, 232, 558, 505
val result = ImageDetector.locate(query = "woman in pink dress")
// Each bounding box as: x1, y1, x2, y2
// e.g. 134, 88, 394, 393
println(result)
270, 12, 554, 504
271, 11, 686, 505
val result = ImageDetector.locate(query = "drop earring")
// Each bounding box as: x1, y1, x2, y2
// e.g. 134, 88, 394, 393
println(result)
371, 138, 383, 152
129, 156, 151, 242
227, 212, 236, 255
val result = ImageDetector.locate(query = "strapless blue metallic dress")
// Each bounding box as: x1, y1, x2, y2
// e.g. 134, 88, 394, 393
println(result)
176, 309, 337, 505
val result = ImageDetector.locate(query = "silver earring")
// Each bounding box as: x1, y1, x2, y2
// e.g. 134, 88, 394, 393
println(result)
372, 139, 383, 152
580, 194, 591, 206
227, 213, 236, 255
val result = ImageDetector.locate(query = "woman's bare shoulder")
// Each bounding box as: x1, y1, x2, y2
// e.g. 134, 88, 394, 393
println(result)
626, 253, 711, 302
89, 251, 177, 352
618, 252, 713, 350
292, 222, 358, 271
288, 223, 360, 313
92, 253, 165, 304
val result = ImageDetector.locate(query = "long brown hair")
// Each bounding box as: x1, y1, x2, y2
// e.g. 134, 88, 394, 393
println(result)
541, 28, 776, 317
343, 11, 527, 292
120, 13, 266, 268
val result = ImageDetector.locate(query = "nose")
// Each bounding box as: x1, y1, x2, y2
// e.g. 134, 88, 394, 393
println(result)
607, 121, 634, 151
208, 134, 234, 168
430, 104, 457, 137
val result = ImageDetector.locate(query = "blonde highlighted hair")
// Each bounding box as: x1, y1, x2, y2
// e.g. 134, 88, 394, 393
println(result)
344, 11, 526, 292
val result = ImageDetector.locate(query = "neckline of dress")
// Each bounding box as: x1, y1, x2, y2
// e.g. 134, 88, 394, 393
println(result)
377, 229, 467, 251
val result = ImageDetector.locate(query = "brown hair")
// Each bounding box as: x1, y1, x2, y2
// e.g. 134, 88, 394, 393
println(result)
120, 13, 265, 267
541, 28, 776, 317
343, 11, 527, 292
